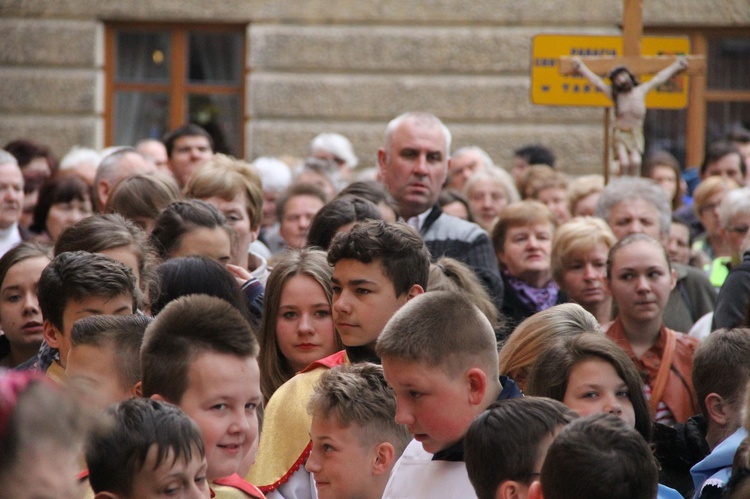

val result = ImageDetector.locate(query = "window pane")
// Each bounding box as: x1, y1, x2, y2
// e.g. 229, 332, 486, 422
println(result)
645, 108, 688, 167
116, 31, 171, 83
188, 94, 242, 156
188, 32, 243, 85
707, 37, 750, 90
706, 101, 750, 144
114, 91, 170, 146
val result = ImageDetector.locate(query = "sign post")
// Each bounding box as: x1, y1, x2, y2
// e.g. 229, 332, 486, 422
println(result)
530, 0, 705, 180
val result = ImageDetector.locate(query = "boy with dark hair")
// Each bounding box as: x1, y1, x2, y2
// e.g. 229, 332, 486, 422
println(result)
86, 398, 210, 498
529, 414, 659, 499
141, 294, 263, 498
305, 363, 411, 499
248, 220, 429, 498
464, 398, 576, 499
66, 314, 152, 412
690, 328, 750, 498
34, 251, 139, 384
377, 291, 522, 498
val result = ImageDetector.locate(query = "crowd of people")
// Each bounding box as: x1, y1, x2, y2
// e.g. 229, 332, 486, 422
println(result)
1, 111, 750, 499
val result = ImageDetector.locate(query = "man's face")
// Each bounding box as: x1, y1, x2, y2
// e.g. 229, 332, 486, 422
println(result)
703, 153, 745, 186
612, 71, 634, 92
43, 293, 134, 369
169, 135, 213, 187
0, 163, 24, 229
378, 118, 449, 220
448, 150, 486, 191
279, 194, 324, 249
136, 140, 170, 172
606, 198, 662, 241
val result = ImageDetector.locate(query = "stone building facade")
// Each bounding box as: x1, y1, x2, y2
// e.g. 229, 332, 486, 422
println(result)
0, 0, 748, 175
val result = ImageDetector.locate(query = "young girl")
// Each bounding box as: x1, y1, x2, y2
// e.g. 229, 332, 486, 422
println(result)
525, 333, 685, 499
498, 303, 599, 392
150, 199, 233, 265
605, 233, 700, 426
525, 332, 652, 442
30, 172, 93, 243
258, 249, 342, 402
55, 214, 153, 299
0, 242, 51, 368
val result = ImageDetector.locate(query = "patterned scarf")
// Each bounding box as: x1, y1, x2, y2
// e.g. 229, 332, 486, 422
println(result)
504, 271, 559, 312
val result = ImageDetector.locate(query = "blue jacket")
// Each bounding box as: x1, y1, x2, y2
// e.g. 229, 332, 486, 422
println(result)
690, 427, 747, 498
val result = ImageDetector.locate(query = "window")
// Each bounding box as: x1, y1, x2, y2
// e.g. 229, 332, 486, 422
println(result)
645, 29, 750, 167
105, 23, 245, 156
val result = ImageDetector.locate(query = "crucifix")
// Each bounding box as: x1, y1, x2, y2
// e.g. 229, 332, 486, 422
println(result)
558, 0, 705, 179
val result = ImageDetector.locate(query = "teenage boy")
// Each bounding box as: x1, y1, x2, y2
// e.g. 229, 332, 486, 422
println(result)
35, 251, 139, 384
66, 314, 152, 412
305, 363, 411, 499
690, 328, 750, 498
248, 220, 429, 497
464, 398, 576, 499
377, 291, 522, 498
141, 294, 264, 498
86, 398, 211, 498
528, 414, 660, 499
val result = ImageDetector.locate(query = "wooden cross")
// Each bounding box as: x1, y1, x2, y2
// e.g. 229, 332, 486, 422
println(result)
559, 0, 705, 79
557, 0, 705, 180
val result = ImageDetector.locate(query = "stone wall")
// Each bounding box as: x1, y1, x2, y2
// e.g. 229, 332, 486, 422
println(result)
0, 0, 747, 174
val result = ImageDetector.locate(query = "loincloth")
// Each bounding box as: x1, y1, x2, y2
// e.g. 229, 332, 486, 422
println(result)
612, 125, 645, 156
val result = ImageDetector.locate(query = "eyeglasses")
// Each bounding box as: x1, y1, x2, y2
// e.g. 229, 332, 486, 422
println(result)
699, 202, 721, 215
729, 225, 750, 236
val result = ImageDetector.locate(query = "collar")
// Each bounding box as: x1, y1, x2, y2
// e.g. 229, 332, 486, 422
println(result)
404, 207, 433, 232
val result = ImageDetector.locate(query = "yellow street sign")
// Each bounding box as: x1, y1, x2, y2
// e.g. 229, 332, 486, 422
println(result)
531, 35, 691, 108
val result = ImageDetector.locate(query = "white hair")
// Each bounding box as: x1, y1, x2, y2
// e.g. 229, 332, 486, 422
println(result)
463, 166, 520, 204
453, 146, 494, 170
719, 187, 750, 228
59, 146, 102, 171
251, 156, 293, 193
310, 133, 358, 169
383, 112, 452, 156
0, 149, 18, 166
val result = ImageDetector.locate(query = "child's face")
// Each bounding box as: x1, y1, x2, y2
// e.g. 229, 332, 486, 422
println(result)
129, 444, 210, 498
66, 343, 133, 412
177, 352, 261, 481
306, 415, 381, 499
43, 293, 134, 368
382, 358, 476, 454
276, 274, 337, 372
563, 358, 636, 428
0, 256, 49, 353
332, 258, 409, 348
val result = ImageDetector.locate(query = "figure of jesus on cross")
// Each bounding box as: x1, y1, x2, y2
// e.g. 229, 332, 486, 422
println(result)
572, 56, 688, 176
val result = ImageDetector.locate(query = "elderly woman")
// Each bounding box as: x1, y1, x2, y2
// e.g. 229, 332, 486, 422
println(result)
710, 188, 750, 288
692, 176, 738, 261
492, 200, 566, 336
552, 217, 617, 325
464, 166, 520, 232
567, 174, 604, 217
